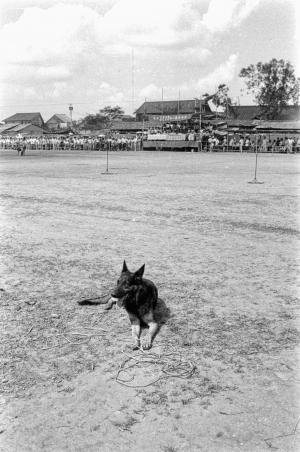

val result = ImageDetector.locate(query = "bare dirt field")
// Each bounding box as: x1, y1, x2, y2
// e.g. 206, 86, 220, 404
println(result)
0, 149, 299, 452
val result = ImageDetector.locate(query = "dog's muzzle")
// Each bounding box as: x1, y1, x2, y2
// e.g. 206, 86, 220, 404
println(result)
110, 295, 125, 307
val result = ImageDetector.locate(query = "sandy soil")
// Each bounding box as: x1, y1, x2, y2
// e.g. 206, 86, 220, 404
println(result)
0, 149, 299, 451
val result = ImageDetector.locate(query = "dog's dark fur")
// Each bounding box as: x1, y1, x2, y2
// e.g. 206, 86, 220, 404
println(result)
111, 261, 158, 350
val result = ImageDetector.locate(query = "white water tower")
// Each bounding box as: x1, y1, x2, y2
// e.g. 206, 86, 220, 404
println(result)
69, 104, 73, 125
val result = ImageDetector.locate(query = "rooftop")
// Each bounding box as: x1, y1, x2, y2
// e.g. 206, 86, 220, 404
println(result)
228, 105, 300, 121
3, 112, 44, 123
46, 114, 72, 123
135, 99, 209, 115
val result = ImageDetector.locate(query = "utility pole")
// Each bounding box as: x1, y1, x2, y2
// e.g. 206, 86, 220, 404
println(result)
131, 48, 135, 115
194, 97, 202, 152
142, 97, 146, 134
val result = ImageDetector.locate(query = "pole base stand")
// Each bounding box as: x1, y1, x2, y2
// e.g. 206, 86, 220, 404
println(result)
248, 179, 264, 184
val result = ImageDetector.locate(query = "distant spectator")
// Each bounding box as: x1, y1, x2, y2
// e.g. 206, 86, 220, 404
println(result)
239, 137, 244, 152
287, 137, 294, 153
283, 137, 289, 153
271, 139, 276, 153
262, 136, 268, 152
16, 140, 22, 156
244, 137, 250, 150
222, 137, 227, 151
267, 139, 272, 152
279, 138, 285, 152
21, 137, 26, 156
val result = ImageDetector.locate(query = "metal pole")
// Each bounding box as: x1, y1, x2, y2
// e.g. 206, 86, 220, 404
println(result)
106, 139, 109, 173
248, 132, 264, 184
254, 134, 258, 179
142, 97, 146, 134
254, 149, 258, 180
161, 88, 164, 132
199, 98, 202, 152
226, 95, 229, 152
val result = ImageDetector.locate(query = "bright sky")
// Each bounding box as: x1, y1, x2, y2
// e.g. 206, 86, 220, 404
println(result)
0, 0, 298, 121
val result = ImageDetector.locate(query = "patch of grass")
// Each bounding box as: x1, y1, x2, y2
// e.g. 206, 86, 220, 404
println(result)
110, 415, 138, 432
161, 446, 179, 452
142, 390, 168, 406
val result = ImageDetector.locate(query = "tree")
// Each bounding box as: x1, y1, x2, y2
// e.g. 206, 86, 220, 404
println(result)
78, 105, 125, 130
239, 58, 300, 119
77, 113, 107, 130
210, 84, 232, 114
99, 105, 124, 121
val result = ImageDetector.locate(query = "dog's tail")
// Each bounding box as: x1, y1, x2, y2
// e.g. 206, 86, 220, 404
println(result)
77, 295, 110, 306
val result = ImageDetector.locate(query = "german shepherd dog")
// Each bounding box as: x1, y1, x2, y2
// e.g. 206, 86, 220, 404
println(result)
111, 261, 158, 350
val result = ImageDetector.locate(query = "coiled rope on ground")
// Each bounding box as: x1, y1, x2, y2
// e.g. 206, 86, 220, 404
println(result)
116, 348, 196, 388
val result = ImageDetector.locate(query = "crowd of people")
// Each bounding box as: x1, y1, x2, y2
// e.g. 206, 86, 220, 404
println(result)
0, 132, 299, 153
0, 135, 142, 152
146, 128, 300, 153
201, 133, 300, 153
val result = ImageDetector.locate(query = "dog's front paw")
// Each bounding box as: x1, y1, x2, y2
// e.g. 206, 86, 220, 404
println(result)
141, 336, 152, 350
105, 297, 117, 310
132, 339, 140, 350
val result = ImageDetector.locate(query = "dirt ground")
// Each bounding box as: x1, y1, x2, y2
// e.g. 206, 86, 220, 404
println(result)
0, 149, 299, 452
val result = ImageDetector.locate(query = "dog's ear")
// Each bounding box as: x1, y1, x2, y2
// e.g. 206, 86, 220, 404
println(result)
134, 264, 145, 278
122, 260, 129, 273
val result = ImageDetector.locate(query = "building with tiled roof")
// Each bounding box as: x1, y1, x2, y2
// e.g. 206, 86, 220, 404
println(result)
135, 99, 211, 122
2, 123, 46, 136
0, 123, 19, 134
45, 114, 72, 131
227, 105, 300, 121
255, 120, 300, 132
3, 112, 44, 127
110, 120, 162, 133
